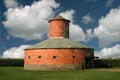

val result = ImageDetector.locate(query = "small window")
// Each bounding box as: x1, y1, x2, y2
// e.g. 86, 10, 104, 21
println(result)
38, 56, 41, 58
73, 56, 75, 58
28, 56, 30, 59
53, 56, 56, 58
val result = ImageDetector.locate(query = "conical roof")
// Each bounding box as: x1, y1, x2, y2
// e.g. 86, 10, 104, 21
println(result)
25, 38, 93, 49
54, 15, 65, 19
49, 15, 70, 22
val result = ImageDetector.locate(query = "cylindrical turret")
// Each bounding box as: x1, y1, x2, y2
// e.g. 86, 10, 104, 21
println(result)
49, 15, 70, 38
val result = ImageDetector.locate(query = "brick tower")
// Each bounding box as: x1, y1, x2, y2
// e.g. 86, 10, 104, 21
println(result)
24, 15, 94, 70
49, 15, 70, 38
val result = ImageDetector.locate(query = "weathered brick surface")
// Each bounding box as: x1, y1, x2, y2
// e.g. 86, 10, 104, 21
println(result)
49, 20, 69, 38
24, 48, 94, 70
24, 16, 94, 70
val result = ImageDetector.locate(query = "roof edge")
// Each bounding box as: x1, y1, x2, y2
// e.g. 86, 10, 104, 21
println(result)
49, 19, 70, 23
25, 47, 94, 50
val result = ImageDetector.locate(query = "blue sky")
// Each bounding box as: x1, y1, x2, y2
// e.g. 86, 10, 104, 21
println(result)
0, 0, 120, 58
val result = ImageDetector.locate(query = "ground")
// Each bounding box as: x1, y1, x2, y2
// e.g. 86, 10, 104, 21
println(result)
0, 67, 120, 80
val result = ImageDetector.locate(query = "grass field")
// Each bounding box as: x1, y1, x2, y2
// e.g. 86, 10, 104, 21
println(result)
0, 67, 120, 80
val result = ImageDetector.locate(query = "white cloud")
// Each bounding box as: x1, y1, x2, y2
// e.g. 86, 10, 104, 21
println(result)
3, 0, 60, 40
70, 23, 86, 41
106, 0, 113, 7
93, 6, 120, 47
60, 10, 86, 41
4, 0, 18, 8
3, 0, 86, 42
2, 45, 31, 58
95, 44, 120, 58
86, 29, 94, 41
59, 9, 75, 22
82, 13, 94, 24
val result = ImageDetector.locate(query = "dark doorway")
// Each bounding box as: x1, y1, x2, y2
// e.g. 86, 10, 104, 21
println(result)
85, 57, 93, 69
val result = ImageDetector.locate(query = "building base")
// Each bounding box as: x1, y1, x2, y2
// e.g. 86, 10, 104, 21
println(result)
24, 64, 84, 70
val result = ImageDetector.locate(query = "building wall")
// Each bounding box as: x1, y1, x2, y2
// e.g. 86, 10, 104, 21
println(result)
49, 20, 69, 38
24, 48, 94, 70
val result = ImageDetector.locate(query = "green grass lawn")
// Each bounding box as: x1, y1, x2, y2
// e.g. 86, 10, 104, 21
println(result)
0, 67, 120, 80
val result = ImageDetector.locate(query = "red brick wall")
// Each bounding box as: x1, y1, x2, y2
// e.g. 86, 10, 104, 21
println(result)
24, 49, 88, 65
49, 20, 69, 38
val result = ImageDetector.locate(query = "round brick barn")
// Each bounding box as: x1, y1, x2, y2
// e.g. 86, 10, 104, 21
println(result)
24, 15, 94, 70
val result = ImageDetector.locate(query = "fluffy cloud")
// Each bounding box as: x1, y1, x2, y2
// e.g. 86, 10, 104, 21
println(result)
59, 9, 75, 22
70, 23, 86, 41
95, 44, 120, 58
94, 6, 120, 47
86, 29, 94, 41
2, 45, 31, 58
82, 13, 94, 24
4, 0, 18, 8
60, 10, 86, 41
3, 0, 86, 42
3, 0, 59, 40
106, 0, 113, 7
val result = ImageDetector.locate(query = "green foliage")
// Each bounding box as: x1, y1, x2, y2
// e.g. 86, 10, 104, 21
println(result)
0, 58, 24, 67
0, 58, 120, 68
95, 59, 120, 68
0, 67, 120, 80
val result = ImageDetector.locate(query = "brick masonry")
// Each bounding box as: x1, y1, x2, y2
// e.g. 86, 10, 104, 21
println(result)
24, 48, 94, 70
49, 20, 69, 38
24, 16, 94, 70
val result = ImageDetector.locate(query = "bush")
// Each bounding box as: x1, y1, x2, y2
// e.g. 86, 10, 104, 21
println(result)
0, 58, 24, 67
0, 58, 120, 68
94, 59, 120, 68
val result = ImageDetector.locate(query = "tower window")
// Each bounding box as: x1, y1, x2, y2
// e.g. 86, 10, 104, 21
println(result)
53, 56, 56, 58
38, 56, 41, 58
73, 56, 75, 58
